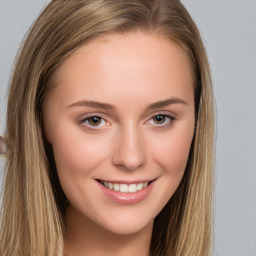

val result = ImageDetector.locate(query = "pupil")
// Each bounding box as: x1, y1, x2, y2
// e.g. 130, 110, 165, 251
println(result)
89, 116, 101, 125
154, 115, 165, 124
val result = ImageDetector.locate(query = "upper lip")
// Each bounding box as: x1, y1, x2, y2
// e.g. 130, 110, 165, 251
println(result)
96, 178, 157, 184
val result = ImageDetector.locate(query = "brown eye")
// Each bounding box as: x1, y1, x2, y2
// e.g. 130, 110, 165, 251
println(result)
148, 114, 174, 128
153, 115, 166, 124
85, 116, 105, 127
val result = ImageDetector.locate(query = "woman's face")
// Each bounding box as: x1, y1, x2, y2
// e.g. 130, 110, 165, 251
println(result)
42, 32, 195, 235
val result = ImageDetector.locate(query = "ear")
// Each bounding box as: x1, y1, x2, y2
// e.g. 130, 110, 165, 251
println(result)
0, 136, 7, 155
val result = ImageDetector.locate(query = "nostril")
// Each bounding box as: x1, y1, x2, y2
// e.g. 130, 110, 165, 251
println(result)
112, 150, 147, 171
112, 128, 146, 170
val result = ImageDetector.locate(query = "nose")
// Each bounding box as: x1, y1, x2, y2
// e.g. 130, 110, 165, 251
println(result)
112, 126, 147, 171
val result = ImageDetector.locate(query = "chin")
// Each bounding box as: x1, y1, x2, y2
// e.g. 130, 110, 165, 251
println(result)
94, 210, 155, 236
102, 219, 153, 236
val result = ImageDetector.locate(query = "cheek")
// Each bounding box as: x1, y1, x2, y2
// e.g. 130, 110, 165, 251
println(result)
150, 124, 194, 178
50, 127, 112, 186
148, 125, 194, 210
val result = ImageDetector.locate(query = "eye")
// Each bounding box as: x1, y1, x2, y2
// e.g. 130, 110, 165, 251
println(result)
148, 114, 174, 128
82, 116, 108, 128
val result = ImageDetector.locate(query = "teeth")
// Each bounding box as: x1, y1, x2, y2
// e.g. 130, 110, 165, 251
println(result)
128, 184, 137, 193
137, 183, 144, 191
101, 181, 150, 193
114, 184, 119, 191
143, 182, 149, 188
120, 184, 129, 192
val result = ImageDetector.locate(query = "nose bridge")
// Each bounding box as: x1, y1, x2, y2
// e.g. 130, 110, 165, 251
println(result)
112, 123, 146, 170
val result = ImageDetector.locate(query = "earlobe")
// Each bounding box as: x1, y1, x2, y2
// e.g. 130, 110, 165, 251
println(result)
0, 136, 7, 155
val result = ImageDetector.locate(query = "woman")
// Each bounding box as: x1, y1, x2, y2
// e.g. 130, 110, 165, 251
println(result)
0, 0, 215, 255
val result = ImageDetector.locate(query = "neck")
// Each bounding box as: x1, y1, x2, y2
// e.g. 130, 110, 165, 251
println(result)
64, 206, 153, 256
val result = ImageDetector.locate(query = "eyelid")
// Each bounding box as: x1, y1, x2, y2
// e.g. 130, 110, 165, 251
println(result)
145, 110, 177, 121
78, 113, 111, 130
78, 111, 177, 130
145, 111, 177, 128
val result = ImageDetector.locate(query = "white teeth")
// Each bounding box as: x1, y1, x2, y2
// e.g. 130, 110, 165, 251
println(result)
101, 181, 150, 193
143, 182, 149, 188
128, 184, 137, 193
120, 184, 129, 192
114, 184, 119, 191
137, 183, 144, 191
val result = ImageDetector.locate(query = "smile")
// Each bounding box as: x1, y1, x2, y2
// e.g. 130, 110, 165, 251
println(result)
99, 180, 150, 193
97, 179, 155, 205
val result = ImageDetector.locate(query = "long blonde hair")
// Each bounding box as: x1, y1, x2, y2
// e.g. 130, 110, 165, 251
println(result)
0, 1, 215, 255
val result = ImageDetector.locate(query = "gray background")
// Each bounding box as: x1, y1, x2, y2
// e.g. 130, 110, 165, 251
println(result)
0, 1, 255, 255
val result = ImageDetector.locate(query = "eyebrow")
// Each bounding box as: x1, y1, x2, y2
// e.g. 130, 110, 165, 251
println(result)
67, 97, 187, 110
67, 100, 114, 109
146, 97, 188, 111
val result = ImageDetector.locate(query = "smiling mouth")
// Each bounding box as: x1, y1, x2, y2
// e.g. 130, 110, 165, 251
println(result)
97, 180, 153, 193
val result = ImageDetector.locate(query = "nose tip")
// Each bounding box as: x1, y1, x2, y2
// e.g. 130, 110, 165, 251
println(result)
112, 129, 146, 171
116, 154, 145, 171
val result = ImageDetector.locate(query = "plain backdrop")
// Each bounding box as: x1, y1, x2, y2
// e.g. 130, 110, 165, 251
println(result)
0, 1, 256, 255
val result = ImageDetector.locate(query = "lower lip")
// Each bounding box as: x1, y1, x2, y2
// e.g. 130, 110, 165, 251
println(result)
98, 181, 154, 205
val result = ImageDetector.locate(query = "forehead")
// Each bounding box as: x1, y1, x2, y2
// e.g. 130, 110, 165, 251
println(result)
47, 32, 194, 107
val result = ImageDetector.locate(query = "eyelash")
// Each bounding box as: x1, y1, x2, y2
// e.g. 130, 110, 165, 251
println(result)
147, 114, 175, 128
80, 113, 176, 130
80, 115, 110, 130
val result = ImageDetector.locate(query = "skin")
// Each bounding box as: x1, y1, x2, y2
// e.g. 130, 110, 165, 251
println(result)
0, 136, 7, 155
42, 32, 195, 256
